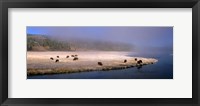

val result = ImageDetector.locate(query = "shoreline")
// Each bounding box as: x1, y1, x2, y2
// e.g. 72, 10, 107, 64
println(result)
27, 51, 158, 76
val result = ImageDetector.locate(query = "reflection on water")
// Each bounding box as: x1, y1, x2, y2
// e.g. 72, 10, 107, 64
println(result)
136, 65, 143, 69
27, 52, 173, 79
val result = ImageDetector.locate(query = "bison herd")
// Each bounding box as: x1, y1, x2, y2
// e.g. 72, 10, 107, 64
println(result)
97, 58, 145, 68
50, 55, 150, 69
50, 54, 79, 63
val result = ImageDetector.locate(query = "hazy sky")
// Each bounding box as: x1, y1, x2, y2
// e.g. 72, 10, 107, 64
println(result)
27, 26, 173, 51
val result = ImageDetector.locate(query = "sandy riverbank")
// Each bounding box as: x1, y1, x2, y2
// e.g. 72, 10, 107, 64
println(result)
27, 51, 158, 76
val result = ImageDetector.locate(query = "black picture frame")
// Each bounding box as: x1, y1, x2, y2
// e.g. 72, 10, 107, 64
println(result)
0, 0, 199, 106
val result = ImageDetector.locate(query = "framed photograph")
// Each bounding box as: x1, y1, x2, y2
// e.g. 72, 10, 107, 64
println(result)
0, 0, 199, 106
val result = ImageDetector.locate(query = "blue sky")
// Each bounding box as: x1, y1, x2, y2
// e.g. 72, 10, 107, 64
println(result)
27, 26, 173, 51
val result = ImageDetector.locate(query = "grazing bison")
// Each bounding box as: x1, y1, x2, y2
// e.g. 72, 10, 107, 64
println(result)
50, 57, 54, 60
71, 55, 75, 57
124, 59, 127, 63
135, 58, 137, 61
75, 55, 78, 57
66, 56, 69, 58
73, 57, 78, 61
55, 59, 59, 62
57, 56, 59, 58
137, 60, 143, 64
98, 62, 103, 66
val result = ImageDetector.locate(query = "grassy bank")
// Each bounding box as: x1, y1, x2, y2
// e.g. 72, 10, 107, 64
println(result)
27, 51, 158, 76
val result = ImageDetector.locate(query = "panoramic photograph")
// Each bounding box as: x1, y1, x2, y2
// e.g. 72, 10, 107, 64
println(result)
27, 26, 173, 79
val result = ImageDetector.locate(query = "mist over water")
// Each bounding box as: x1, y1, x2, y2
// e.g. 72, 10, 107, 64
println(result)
27, 26, 173, 52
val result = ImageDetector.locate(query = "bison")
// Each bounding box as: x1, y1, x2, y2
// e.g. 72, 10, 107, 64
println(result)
57, 56, 59, 58
135, 58, 137, 61
98, 62, 103, 66
55, 59, 59, 62
124, 59, 127, 63
66, 56, 69, 58
73, 57, 78, 61
137, 60, 143, 64
50, 57, 54, 60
